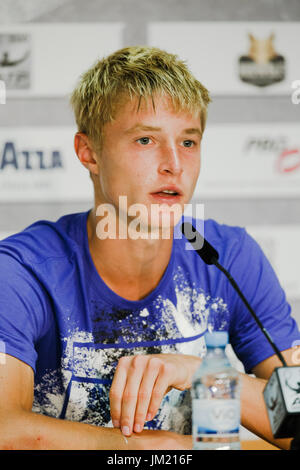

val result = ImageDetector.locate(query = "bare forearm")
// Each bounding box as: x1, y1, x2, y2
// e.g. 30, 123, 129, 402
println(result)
0, 409, 129, 450
0, 409, 191, 450
240, 373, 292, 450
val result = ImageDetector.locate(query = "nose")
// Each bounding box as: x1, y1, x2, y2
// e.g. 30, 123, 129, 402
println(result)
158, 143, 183, 176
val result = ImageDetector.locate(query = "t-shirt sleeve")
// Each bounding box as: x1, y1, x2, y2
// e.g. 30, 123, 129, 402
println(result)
0, 252, 50, 373
226, 228, 300, 373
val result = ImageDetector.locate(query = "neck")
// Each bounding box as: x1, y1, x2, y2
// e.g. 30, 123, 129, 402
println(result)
87, 208, 174, 301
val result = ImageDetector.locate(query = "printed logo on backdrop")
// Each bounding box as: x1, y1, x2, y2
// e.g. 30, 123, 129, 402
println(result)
0, 128, 93, 202
238, 33, 285, 87
0, 33, 31, 90
245, 136, 300, 174
291, 80, 300, 104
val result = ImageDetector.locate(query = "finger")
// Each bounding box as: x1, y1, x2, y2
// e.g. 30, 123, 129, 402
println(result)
109, 356, 132, 428
119, 355, 149, 436
133, 357, 162, 433
146, 362, 172, 421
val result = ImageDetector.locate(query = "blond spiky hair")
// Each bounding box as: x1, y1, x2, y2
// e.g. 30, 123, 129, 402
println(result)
70, 46, 211, 152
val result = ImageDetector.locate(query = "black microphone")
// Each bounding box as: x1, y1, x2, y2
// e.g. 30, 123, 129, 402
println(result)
181, 221, 287, 366
182, 221, 300, 442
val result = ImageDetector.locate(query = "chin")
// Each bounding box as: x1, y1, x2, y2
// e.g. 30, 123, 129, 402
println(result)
148, 205, 183, 238
125, 200, 184, 240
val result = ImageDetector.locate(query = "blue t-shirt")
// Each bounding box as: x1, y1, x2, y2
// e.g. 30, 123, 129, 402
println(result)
0, 211, 299, 434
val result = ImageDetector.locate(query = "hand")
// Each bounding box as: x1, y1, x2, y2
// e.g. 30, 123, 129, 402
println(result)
109, 353, 201, 437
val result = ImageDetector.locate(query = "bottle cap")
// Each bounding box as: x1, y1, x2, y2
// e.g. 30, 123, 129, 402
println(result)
204, 330, 228, 347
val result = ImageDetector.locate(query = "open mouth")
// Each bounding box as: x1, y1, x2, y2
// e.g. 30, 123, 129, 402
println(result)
154, 190, 180, 197
149, 190, 183, 206
150, 186, 183, 199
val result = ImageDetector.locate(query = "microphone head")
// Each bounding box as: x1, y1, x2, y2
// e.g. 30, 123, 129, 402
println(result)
181, 222, 219, 265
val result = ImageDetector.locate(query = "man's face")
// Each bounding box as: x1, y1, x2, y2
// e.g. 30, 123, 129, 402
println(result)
95, 94, 202, 233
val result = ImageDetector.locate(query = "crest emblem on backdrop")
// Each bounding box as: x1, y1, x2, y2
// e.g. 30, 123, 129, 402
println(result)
0, 33, 31, 89
238, 33, 285, 87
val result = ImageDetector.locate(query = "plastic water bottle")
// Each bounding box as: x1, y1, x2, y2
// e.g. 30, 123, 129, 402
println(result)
192, 331, 241, 450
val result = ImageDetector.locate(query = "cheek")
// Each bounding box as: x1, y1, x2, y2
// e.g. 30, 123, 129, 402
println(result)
98, 161, 124, 202
188, 157, 201, 179
132, 158, 156, 184
185, 158, 200, 195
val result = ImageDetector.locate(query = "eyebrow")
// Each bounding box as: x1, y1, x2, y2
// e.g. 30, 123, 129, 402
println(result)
124, 124, 202, 136
184, 127, 202, 137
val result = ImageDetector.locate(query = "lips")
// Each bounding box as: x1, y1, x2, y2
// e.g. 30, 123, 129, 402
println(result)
149, 185, 183, 205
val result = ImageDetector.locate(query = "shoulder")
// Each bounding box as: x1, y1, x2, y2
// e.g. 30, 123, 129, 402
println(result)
202, 218, 246, 250
0, 211, 88, 267
175, 217, 248, 266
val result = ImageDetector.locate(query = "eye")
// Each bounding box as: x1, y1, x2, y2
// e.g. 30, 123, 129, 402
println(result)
182, 140, 195, 148
136, 137, 152, 145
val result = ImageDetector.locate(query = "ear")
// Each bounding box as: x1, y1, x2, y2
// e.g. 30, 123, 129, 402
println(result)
74, 132, 99, 176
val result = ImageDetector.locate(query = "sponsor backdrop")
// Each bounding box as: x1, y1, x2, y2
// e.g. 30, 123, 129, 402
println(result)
0, 1, 299, 322
0, 127, 92, 202
148, 22, 300, 95
0, 0, 299, 444
197, 123, 300, 198
0, 23, 124, 96
246, 224, 300, 301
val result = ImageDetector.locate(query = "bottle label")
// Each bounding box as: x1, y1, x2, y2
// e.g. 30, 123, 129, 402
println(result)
193, 399, 240, 435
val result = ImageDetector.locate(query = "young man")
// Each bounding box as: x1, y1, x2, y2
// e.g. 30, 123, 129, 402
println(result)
0, 46, 299, 450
